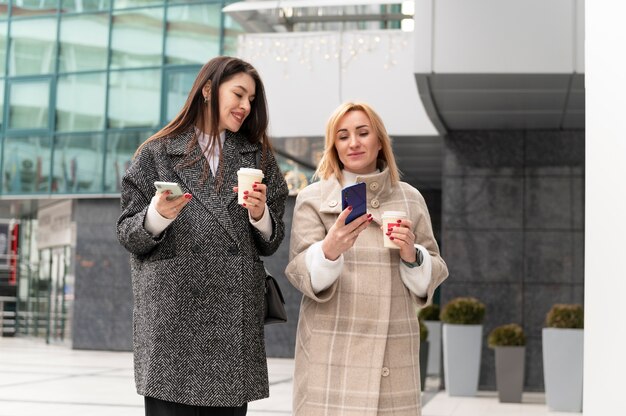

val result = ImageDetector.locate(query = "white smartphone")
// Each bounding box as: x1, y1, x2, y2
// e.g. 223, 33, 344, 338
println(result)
154, 181, 184, 200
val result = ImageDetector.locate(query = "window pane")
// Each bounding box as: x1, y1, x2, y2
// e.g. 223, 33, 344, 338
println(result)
110, 8, 164, 69
165, 69, 197, 122
0, 1, 8, 18
9, 18, 58, 76
0, 22, 7, 76
114, 0, 163, 9
223, 13, 245, 57
11, 0, 58, 16
108, 69, 161, 128
9, 80, 50, 130
3, 136, 52, 194
52, 134, 103, 193
165, 4, 220, 65
61, 0, 111, 13
0, 80, 4, 130
59, 13, 109, 72
105, 130, 146, 192
56, 73, 106, 132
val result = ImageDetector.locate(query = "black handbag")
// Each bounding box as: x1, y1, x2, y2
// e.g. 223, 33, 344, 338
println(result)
264, 271, 287, 325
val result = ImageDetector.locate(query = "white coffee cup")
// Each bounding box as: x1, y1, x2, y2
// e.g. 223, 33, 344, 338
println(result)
237, 168, 264, 204
382, 211, 407, 249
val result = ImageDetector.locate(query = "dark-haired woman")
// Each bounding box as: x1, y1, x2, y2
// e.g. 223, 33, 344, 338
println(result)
117, 56, 288, 416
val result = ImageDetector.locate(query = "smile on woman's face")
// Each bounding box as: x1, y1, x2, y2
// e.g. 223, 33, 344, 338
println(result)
216, 72, 256, 134
334, 110, 382, 174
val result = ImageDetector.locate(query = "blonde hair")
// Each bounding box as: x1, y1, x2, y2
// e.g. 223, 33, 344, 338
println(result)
315, 102, 400, 185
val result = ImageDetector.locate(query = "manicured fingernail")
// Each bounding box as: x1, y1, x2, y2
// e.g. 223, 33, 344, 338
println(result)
253, 184, 257, 188
386, 232, 391, 236
367, 214, 372, 218
243, 196, 248, 200
397, 220, 402, 223
347, 206, 353, 211
184, 193, 192, 199
242, 203, 246, 207
390, 237, 395, 240
244, 191, 249, 195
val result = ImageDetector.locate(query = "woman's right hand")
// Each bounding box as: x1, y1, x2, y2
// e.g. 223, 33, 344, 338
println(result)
154, 190, 192, 219
321, 207, 372, 261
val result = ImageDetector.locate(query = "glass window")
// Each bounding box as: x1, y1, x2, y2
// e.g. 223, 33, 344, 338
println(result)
61, 0, 111, 13
0, 22, 7, 76
10, 0, 58, 16
222, 13, 245, 57
108, 69, 161, 128
3, 136, 52, 194
114, 0, 163, 9
165, 3, 220, 65
0, 80, 4, 130
164, 68, 197, 122
56, 73, 106, 132
59, 13, 109, 73
110, 8, 164, 69
104, 130, 147, 192
9, 80, 50, 130
52, 134, 103, 193
9, 18, 58, 76
0, 1, 8, 18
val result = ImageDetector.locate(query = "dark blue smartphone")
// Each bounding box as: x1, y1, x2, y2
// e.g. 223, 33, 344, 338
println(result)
341, 182, 367, 224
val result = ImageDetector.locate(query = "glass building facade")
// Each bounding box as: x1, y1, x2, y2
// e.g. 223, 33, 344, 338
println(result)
0, 0, 246, 197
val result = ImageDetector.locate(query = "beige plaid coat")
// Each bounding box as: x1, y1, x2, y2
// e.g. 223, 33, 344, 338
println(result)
285, 167, 448, 416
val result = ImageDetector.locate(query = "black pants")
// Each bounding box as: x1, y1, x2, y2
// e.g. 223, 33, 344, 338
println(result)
145, 396, 247, 416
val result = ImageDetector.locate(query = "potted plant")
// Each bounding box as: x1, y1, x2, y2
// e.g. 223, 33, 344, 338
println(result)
488, 323, 526, 403
542, 304, 584, 412
418, 316, 429, 391
440, 297, 486, 397
419, 304, 442, 377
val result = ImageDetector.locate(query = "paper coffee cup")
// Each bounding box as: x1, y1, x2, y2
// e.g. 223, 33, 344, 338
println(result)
382, 211, 407, 249
237, 168, 264, 204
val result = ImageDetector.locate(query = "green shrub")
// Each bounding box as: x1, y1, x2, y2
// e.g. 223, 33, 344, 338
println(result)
488, 323, 526, 347
419, 304, 440, 321
419, 317, 429, 341
440, 297, 486, 325
545, 304, 584, 329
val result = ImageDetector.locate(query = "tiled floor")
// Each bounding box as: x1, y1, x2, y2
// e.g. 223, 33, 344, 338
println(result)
0, 337, 581, 416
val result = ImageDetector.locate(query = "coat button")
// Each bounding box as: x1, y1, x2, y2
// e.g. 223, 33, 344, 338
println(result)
369, 182, 379, 191
381, 367, 390, 377
371, 199, 380, 208
228, 246, 239, 255
329, 200, 338, 207
192, 244, 202, 253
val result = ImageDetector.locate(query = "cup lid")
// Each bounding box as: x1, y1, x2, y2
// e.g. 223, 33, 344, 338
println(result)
237, 168, 264, 178
382, 210, 407, 218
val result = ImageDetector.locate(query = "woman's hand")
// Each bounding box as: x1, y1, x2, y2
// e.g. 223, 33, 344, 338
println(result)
321, 207, 372, 261
234, 181, 266, 221
386, 218, 417, 263
154, 190, 192, 219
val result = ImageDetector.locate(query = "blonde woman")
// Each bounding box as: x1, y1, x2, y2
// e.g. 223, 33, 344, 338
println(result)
285, 102, 448, 416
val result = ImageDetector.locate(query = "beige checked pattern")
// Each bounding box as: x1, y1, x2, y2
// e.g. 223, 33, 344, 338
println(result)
285, 167, 448, 416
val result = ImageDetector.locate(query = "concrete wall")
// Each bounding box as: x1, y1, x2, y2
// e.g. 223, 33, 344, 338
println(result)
440, 130, 584, 390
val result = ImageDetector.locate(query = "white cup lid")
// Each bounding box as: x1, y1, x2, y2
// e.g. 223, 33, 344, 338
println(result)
237, 168, 264, 178
382, 211, 407, 218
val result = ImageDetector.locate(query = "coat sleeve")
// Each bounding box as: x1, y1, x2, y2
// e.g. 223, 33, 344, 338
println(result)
285, 186, 339, 303
411, 191, 449, 307
116, 144, 169, 256
251, 149, 288, 256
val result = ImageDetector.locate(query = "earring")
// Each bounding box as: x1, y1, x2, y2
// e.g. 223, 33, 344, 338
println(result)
203, 96, 208, 103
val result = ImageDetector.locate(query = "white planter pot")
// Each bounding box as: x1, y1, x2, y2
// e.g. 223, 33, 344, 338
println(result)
442, 323, 483, 396
542, 328, 584, 412
424, 320, 442, 376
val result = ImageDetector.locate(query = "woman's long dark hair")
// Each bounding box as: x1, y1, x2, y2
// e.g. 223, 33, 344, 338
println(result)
135, 56, 274, 190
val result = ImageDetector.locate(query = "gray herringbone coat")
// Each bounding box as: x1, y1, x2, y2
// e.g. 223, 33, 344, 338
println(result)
285, 168, 448, 416
117, 128, 288, 407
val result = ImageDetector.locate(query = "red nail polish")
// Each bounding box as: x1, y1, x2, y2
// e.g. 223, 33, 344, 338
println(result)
386, 232, 391, 236
397, 220, 402, 223
347, 206, 353, 211
390, 237, 395, 240
184, 193, 192, 199
368, 218, 373, 222
244, 191, 248, 195
243, 196, 248, 200
253, 184, 257, 188
242, 203, 246, 207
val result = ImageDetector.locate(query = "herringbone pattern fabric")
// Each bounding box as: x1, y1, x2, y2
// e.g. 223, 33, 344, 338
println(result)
117, 128, 288, 407
285, 168, 448, 416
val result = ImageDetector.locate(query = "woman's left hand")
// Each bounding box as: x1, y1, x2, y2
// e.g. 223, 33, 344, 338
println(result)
386, 219, 418, 263
233, 182, 267, 221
